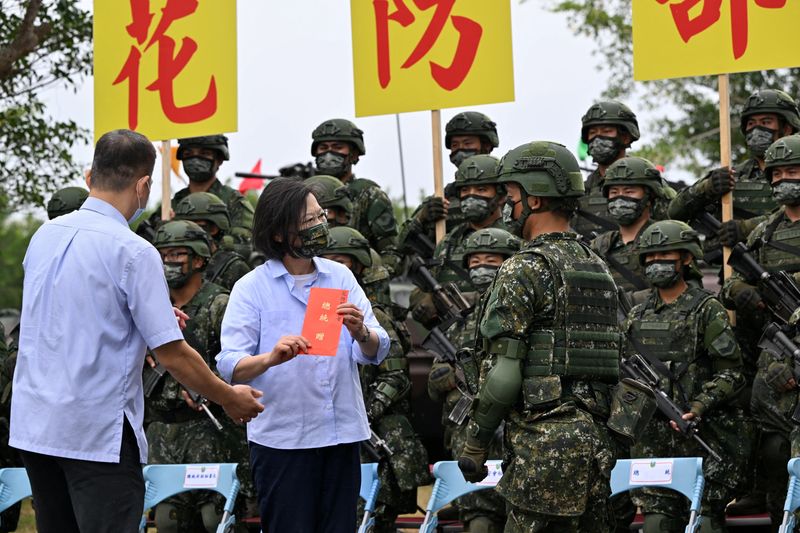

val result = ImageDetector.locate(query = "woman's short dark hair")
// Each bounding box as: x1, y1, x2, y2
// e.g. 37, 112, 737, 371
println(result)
90, 129, 156, 191
253, 178, 314, 259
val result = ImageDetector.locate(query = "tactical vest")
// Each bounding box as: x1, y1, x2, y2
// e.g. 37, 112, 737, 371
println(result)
434, 224, 474, 290
592, 230, 648, 293
574, 174, 612, 237
522, 238, 620, 382
205, 249, 246, 286
732, 159, 775, 217
628, 287, 713, 403
755, 212, 800, 274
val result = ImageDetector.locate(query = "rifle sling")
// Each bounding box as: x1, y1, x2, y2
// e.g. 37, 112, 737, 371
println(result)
605, 252, 649, 291
575, 208, 619, 232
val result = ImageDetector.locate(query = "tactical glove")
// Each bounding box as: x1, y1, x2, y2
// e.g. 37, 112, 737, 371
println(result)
702, 167, 735, 199
416, 196, 447, 224
718, 220, 745, 247
766, 361, 796, 392
457, 439, 488, 483
734, 286, 765, 313
410, 292, 440, 329
428, 362, 457, 394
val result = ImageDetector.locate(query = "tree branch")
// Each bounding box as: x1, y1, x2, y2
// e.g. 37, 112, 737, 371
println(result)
0, 0, 52, 80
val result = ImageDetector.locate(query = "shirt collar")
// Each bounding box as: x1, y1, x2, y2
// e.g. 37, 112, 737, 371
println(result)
266, 256, 332, 279
80, 197, 129, 227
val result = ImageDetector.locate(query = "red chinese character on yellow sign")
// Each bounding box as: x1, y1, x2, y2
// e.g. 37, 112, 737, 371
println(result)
351, 0, 514, 117
373, 0, 482, 91
114, 0, 217, 130
94, 0, 237, 142
656, 0, 787, 59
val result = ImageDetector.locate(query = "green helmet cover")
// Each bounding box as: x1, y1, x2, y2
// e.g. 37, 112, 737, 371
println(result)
462, 228, 521, 266
47, 187, 89, 219
497, 141, 585, 198
602, 157, 663, 197
581, 100, 640, 144
740, 89, 800, 134
154, 220, 212, 259
176, 135, 230, 161
311, 119, 366, 156
637, 220, 703, 266
764, 134, 800, 178
174, 192, 231, 232
445, 111, 499, 149
323, 226, 372, 268
454, 154, 501, 188
306, 175, 353, 214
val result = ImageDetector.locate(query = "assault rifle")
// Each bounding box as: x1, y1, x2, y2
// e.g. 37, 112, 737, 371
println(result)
362, 428, 393, 461
758, 323, 800, 423
409, 257, 472, 331
620, 353, 722, 462
185, 388, 224, 432
143, 362, 166, 398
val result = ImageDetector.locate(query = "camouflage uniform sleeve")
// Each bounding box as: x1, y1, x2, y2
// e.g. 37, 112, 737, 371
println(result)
362, 187, 403, 277
365, 309, 411, 420
207, 293, 230, 371
692, 297, 745, 415
227, 193, 255, 244
668, 173, 714, 221
721, 218, 768, 307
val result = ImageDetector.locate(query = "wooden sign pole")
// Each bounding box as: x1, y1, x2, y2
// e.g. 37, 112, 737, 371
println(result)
431, 109, 446, 243
161, 140, 172, 221
718, 74, 734, 323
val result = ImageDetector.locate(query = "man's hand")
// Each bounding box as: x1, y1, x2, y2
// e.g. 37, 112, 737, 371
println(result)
457, 440, 489, 483
429, 362, 457, 394
221, 384, 264, 424
718, 220, 745, 248
181, 389, 202, 411
173, 307, 189, 330
734, 287, 765, 313
669, 412, 696, 433
766, 361, 797, 392
416, 196, 449, 224
704, 167, 735, 199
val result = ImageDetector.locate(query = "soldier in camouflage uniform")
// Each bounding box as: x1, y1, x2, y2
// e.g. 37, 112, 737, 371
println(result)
591, 157, 663, 305
320, 226, 430, 533
144, 135, 255, 257
409, 155, 508, 329
399, 111, 500, 257
310, 119, 403, 277
669, 90, 800, 260
147, 221, 251, 533
721, 134, 800, 525
46, 186, 88, 220
573, 100, 676, 240
173, 192, 251, 291
457, 141, 620, 532
0, 317, 20, 532
428, 227, 520, 533
305, 174, 354, 227
625, 220, 748, 532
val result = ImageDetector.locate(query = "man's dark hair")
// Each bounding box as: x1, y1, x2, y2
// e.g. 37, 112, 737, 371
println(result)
253, 178, 313, 260
90, 130, 156, 192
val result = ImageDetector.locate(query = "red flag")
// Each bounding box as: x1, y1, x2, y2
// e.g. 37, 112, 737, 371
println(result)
239, 159, 264, 194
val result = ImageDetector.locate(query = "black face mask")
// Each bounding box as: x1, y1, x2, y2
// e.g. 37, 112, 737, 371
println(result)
183, 157, 216, 182
588, 136, 623, 165
315, 151, 349, 178
450, 149, 479, 168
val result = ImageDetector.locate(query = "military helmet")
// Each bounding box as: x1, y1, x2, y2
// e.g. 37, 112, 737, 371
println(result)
445, 111, 499, 149
497, 141, 584, 197
306, 175, 353, 214
454, 155, 500, 187
173, 192, 231, 232
323, 226, 372, 268
602, 157, 663, 197
740, 89, 800, 134
462, 228, 521, 266
176, 135, 230, 161
637, 220, 703, 265
47, 186, 88, 219
311, 118, 366, 156
764, 134, 800, 178
361, 250, 390, 285
581, 100, 640, 143
153, 220, 212, 259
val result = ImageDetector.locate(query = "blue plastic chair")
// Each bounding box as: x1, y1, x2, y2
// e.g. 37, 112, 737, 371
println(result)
357, 463, 380, 533
610, 457, 705, 533
778, 457, 800, 533
419, 460, 502, 533
0, 468, 31, 524
140, 463, 240, 533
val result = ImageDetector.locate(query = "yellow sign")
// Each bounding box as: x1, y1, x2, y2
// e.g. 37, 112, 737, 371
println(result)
94, 0, 237, 141
633, 0, 800, 81
350, 0, 515, 117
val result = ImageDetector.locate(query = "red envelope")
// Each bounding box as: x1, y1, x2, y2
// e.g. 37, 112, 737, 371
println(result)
301, 288, 349, 356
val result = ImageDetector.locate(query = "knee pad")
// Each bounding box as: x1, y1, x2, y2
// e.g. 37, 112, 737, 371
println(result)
643, 512, 686, 533
154, 503, 180, 533
200, 500, 223, 532
466, 515, 503, 533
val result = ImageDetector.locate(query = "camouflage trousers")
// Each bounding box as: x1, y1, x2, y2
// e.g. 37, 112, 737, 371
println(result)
631, 410, 753, 532
147, 416, 253, 533
450, 419, 507, 530
498, 403, 611, 531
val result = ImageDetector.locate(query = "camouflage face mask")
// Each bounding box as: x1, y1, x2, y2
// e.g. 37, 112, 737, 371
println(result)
449, 149, 479, 168
315, 151, 349, 178
469, 265, 499, 290
461, 195, 493, 222
163, 262, 190, 289
588, 136, 622, 165
294, 222, 330, 259
607, 196, 647, 225
772, 180, 800, 206
746, 126, 776, 159
644, 260, 681, 288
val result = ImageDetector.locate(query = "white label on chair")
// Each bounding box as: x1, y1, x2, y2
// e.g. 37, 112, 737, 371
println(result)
183, 465, 220, 489
629, 460, 674, 485
477, 460, 503, 487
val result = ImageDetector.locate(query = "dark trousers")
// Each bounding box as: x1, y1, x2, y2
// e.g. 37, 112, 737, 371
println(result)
19, 418, 144, 533
250, 441, 360, 533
